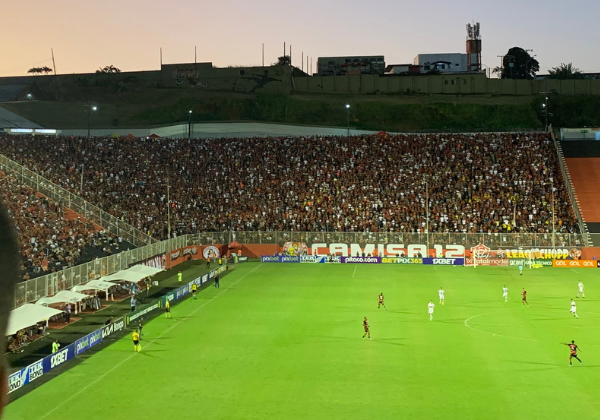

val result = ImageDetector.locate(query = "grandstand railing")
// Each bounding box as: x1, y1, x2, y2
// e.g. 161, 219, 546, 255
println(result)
0, 154, 156, 247
550, 132, 591, 245
13, 234, 202, 308
231, 231, 586, 249
13, 230, 590, 308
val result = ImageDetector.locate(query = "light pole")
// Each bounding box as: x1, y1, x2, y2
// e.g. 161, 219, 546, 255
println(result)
167, 182, 171, 239
345, 104, 350, 136
551, 178, 555, 248
425, 178, 430, 253
80, 164, 84, 194
188, 109, 192, 139
86, 105, 97, 138
542, 96, 549, 132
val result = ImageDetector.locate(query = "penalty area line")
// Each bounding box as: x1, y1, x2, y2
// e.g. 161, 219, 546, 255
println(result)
352, 265, 357, 278
39, 263, 264, 420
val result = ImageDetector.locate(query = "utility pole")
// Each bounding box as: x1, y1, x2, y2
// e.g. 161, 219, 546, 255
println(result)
51, 48, 57, 75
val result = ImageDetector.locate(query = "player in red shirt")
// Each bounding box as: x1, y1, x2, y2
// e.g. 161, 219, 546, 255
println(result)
378, 293, 386, 310
521, 288, 529, 307
362, 317, 371, 340
562, 340, 583, 366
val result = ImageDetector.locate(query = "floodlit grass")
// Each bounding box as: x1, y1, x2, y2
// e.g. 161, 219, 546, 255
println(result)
6, 263, 600, 420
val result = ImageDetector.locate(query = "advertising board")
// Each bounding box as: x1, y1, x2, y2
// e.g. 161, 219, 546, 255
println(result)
422, 258, 464, 266
75, 329, 103, 355
102, 317, 125, 339
552, 260, 596, 268
381, 257, 423, 264
41, 343, 76, 372
8, 360, 45, 394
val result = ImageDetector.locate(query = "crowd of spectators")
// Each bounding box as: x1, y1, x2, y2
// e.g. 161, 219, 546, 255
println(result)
0, 132, 579, 241
0, 173, 132, 280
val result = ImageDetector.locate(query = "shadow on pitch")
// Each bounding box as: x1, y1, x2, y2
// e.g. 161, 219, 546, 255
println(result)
505, 360, 599, 369
373, 338, 407, 347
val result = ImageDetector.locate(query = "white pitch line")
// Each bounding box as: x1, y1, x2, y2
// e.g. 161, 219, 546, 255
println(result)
39, 264, 263, 420
352, 265, 357, 278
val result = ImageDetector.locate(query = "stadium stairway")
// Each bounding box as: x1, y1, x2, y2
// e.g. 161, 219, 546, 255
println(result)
565, 158, 600, 243
561, 140, 600, 245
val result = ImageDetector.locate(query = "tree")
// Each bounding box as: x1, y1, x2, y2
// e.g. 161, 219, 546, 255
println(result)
492, 66, 503, 78
548, 63, 585, 80
97, 65, 121, 74
41, 66, 53, 75
273, 56, 291, 66
500, 47, 539, 80
27, 67, 43, 75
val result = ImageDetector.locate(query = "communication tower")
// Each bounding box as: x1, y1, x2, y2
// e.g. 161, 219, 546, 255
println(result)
466, 22, 482, 72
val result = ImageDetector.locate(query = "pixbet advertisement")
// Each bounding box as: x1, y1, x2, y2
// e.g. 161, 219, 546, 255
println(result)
75, 329, 103, 355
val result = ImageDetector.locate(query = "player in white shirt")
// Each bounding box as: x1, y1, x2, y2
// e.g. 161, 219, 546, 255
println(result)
570, 299, 578, 318
438, 287, 445, 305
502, 285, 508, 303
577, 281, 585, 298
428, 300, 435, 321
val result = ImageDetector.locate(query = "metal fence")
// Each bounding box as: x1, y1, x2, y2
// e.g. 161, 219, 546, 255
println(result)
0, 154, 155, 247
231, 231, 587, 249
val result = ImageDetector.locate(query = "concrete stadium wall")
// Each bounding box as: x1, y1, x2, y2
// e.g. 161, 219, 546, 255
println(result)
292, 74, 600, 96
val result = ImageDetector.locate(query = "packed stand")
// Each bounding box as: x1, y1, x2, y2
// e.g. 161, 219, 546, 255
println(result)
0, 133, 579, 239
0, 173, 133, 280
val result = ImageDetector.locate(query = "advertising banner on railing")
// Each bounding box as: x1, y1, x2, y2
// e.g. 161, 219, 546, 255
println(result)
340, 256, 381, 264
422, 258, 464, 266
42, 343, 76, 373
300, 256, 326, 263
127, 302, 160, 325
508, 259, 553, 267
8, 359, 45, 394
552, 260, 596, 268
465, 258, 509, 267
381, 257, 423, 264
75, 328, 103, 355
102, 317, 125, 339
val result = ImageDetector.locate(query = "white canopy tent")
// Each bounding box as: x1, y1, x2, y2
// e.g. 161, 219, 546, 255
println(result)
101, 270, 147, 284
101, 265, 163, 284
72, 280, 115, 298
36, 290, 89, 306
128, 265, 163, 276
7, 304, 63, 336
36, 290, 91, 315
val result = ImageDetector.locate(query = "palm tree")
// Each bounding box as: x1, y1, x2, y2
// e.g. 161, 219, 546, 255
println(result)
548, 63, 584, 80
492, 66, 503, 79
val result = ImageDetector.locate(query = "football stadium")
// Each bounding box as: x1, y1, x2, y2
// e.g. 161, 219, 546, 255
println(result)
3, 14, 600, 420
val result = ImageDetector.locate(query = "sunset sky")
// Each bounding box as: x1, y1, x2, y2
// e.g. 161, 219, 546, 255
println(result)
2, 0, 599, 77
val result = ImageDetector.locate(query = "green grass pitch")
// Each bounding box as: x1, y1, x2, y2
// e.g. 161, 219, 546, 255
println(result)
6, 263, 600, 420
